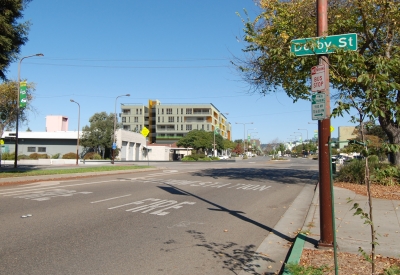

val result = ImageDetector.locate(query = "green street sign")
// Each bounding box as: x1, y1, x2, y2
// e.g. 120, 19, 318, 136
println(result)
291, 33, 357, 56
19, 81, 27, 108
311, 93, 326, 120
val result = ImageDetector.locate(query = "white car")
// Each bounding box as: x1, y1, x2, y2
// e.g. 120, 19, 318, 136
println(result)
218, 155, 229, 160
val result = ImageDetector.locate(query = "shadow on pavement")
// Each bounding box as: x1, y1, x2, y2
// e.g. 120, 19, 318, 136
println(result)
187, 230, 273, 275
191, 167, 318, 184
163, 183, 294, 243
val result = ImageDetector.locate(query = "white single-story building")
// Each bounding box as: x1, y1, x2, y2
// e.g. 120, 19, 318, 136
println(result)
1, 130, 191, 162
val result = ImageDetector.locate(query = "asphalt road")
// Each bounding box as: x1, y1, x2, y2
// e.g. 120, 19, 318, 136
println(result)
0, 157, 318, 275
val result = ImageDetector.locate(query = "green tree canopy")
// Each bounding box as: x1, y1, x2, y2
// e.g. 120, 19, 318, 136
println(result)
176, 129, 232, 153
0, 0, 32, 80
235, 0, 400, 165
80, 112, 115, 158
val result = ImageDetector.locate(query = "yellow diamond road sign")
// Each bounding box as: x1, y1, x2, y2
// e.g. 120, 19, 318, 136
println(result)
141, 127, 149, 137
0, 139, 4, 145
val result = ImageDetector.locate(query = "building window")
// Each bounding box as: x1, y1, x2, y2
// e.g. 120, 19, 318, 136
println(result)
168, 116, 174, 123
140, 109, 142, 115
38, 147, 46, 153
122, 117, 126, 122
181, 125, 183, 130
122, 109, 130, 114
177, 109, 179, 114
207, 124, 209, 130
162, 117, 164, 122
123, 125, 130, 130
186, 125, 192, 131
177, 117, 179, 122
181, 108, 183, 114
158, 109, 159, 115
202, 124, 204, 130
166, 108, 172, 114
136, 109, 138, 115
158, 117, 160, 123
186, 108, 192, 114
162, 108, 164, 114
134, 117, 138, 122
27, 147, 36, 152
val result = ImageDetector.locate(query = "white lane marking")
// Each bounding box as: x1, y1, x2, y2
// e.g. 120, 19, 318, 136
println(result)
107, 198, 196, 216
91, 194, 131, 204
134, 178, 272, 192
163, 170, 178, 173
12, 189, 91, 201
1, 180, 113, 196
1, 169, 201, 197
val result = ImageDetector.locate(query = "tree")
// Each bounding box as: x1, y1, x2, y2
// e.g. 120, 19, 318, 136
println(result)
235, 0, 400, 165
0, 80, 35, 139
80, 112, 115, 159
177, 130, 213, 153
176, 130, 233, 154
0, 0, 32, 80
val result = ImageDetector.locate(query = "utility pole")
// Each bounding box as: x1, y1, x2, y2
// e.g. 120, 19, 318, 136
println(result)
317, 0, 333, 247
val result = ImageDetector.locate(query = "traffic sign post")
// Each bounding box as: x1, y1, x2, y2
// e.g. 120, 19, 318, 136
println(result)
311, 64, 326, 92
291, 33, 357, 56
311, 93, 326, 120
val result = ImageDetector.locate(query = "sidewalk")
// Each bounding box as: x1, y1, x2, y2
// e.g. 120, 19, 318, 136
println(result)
302, 185, 400, 258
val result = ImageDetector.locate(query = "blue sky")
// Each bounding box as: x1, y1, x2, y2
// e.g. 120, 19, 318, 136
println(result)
6, 0, 356, 144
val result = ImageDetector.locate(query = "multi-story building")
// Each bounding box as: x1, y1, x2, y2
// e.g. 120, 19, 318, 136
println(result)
120, 100, 231, 144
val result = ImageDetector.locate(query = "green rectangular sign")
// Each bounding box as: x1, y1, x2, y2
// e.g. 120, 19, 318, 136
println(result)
291, 33, 357, 56
311, 93, 326, 120
19, 81, 27, 108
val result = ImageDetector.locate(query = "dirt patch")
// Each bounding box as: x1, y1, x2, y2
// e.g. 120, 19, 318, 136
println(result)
334, 181, 400, 200
298, 182, 400, 274
300, 248, 400, 275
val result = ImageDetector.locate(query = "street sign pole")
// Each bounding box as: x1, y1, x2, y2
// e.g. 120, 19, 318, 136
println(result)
317, 0, 334, 248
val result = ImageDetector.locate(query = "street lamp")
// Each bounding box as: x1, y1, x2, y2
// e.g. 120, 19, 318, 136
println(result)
246, 128, 256, 153
249, 132, 258, 155
70, 99, 80, 165
235, 122, 253, 155
298, 128, 309, 141
112, 94, 130, 164
14, 53, 44, 168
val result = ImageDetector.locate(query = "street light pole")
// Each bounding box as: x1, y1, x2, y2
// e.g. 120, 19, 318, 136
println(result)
235, 122, 253, 155
70, 99, 80, 165
112, 94, 130, 164
14, 53, 44, 168
298, 128, 309, 141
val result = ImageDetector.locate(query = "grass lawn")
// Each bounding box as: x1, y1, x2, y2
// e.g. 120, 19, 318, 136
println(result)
0, 165, 153, 178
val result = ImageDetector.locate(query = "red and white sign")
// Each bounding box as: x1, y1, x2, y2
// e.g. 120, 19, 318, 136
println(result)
311, 64, 326, 92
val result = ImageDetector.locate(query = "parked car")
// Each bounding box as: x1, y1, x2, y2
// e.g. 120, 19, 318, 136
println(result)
218, 155, 229, 160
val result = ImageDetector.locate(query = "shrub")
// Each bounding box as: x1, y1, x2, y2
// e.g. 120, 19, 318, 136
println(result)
29, 153, 49, 159
84, 152, 102, 160
62, 152, 77, 159
367, 155, 379, 164
182, 156, 196, 161
51, 153, 60, 159
371, 164, 400, 186
1, 152, 14, 160
18, 154, 30, 160
336, 158, 400, 186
